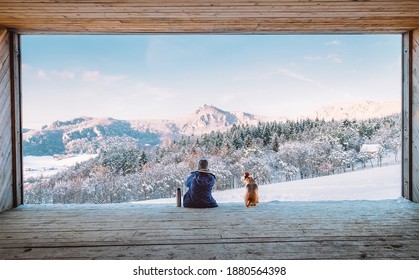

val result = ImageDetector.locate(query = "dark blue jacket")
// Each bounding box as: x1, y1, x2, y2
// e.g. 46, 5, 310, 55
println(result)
183, 171, 218, 208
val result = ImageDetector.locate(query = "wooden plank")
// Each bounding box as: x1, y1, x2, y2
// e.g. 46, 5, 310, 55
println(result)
0, 201, 418, 259
0, 115, 12, 181
0, 0, 417, 34
2, 2, 418, 10
0, 36, 9, 73
1, 0, 418, 4
2, 11, 419, 20
2, 18, 418, 35
412, 28, 419, 203
9, 32, 22, 207
0, 173, 13, 213
0, 0, 418, 5
0, 133, 13, 213
0, 243, 418, 260
0, 29, 8, 44
0, 80, 11, 137
1, 3, 418, 15
0, 27, 12, 213
402, 31, 412, 200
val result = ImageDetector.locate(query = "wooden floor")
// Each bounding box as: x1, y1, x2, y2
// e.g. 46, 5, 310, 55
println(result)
0, 199, 418, 260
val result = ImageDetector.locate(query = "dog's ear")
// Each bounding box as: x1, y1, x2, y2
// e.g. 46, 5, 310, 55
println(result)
254, 177, 258, 182
244, 172, 250, 179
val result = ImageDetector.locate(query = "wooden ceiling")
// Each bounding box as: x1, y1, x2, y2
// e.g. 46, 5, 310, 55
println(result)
0, 0, 419, 34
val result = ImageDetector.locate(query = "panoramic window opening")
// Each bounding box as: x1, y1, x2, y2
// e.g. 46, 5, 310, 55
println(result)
21, 35, 402, 205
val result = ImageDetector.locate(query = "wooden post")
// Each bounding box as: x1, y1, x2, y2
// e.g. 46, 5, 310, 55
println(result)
0, 29, 22, 213
402, 29, 419, 203
10, 32, 23, 207
402, 31, 412, 200
412, 29, 419, 203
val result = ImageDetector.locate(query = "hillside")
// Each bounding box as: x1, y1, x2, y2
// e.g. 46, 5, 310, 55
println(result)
23, 100, 400, 156
22, 104, 281, 156
23, 117, 161, 156
311, 99, 401, 121
141, 164, 402, 204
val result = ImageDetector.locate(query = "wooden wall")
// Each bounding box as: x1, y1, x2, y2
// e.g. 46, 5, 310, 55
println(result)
413, 29, 419, 203
403, 29, 419, 203
0, 28, 22, 213
0, 28, 13, 212
0, 0, 418, 34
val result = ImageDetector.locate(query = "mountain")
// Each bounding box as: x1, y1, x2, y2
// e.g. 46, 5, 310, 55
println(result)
309, 99, 400, 121
23, 117, 161, 156
23, 101, 400, 156
175, 104, 265, 135
22, 105, 268, 156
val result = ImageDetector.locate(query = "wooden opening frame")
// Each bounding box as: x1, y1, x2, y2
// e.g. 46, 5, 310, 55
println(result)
1, 29, 418, 211
402, 30, 419, 203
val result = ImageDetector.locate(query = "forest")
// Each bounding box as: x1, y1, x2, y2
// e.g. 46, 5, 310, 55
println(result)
24, 114, 401, 204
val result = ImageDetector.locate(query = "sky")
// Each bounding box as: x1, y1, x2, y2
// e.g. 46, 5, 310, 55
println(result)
21, 34, 401, 129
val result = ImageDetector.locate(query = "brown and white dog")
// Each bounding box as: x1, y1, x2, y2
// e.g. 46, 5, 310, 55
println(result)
243, 172, 259, 208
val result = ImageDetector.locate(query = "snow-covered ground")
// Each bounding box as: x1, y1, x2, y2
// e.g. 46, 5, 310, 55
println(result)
23, 154, 401, 204
141, 164, 401, 204
24, 154, 97, 179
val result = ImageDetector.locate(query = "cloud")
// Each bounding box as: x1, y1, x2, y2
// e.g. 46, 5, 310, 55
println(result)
52, 69, 75, 80
303, 56, 322, 61
277, 68, 318, 84
82, 70, 101, 82
82, 70, 126, 84
26, 66, 75, 81
326, 40, 341, 46
131, 82, 173, 101
36, 69, 48, 80
276, 68, 346, 95
304, 54, 342, 63
22, 63, 32, 73
327, 54, 342, 63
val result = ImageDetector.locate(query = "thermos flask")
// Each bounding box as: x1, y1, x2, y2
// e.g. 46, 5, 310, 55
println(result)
176, 187, 181, 207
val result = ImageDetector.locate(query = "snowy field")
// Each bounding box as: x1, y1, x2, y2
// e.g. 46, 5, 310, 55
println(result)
141, 164, 401, 204
23, 154, 401, 204
23, 154, 97, 179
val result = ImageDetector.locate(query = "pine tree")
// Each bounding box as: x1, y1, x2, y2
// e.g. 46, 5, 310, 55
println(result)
140, 151, 148, 166
232, 130, 243, 150
271, 135, 279, 152
244, 134, 253, 148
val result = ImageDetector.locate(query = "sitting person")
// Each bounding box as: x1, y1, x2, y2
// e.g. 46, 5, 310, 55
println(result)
183, 159, 218, 208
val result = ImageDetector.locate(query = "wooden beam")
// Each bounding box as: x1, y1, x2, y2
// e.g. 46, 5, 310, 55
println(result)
9, 32, 23, 207
402, 31, 412, 200
403, 28, 419, 203
412, 29, 419, 203
0, 0, 418, 34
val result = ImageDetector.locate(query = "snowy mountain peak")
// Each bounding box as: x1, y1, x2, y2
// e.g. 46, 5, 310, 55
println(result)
178, 104, 262, 135
23, 100, 401, 156
196, 104, 224, 113
312, 99, 400, 121
48, 117, 93, 129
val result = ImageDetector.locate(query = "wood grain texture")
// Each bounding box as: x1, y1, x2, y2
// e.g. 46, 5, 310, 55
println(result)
412, 29, 419, 203
402, 32, 412, 200
10, 33, 22, 207
0, 0, 418, 34
0, 28, 13, 213
0, 200, 418, 259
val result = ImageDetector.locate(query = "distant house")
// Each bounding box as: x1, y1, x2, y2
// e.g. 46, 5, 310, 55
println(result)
360, 144, 385, 167
360, 144, 384, 153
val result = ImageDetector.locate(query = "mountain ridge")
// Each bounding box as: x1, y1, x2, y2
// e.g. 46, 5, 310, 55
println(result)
23, 100, 400, 156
